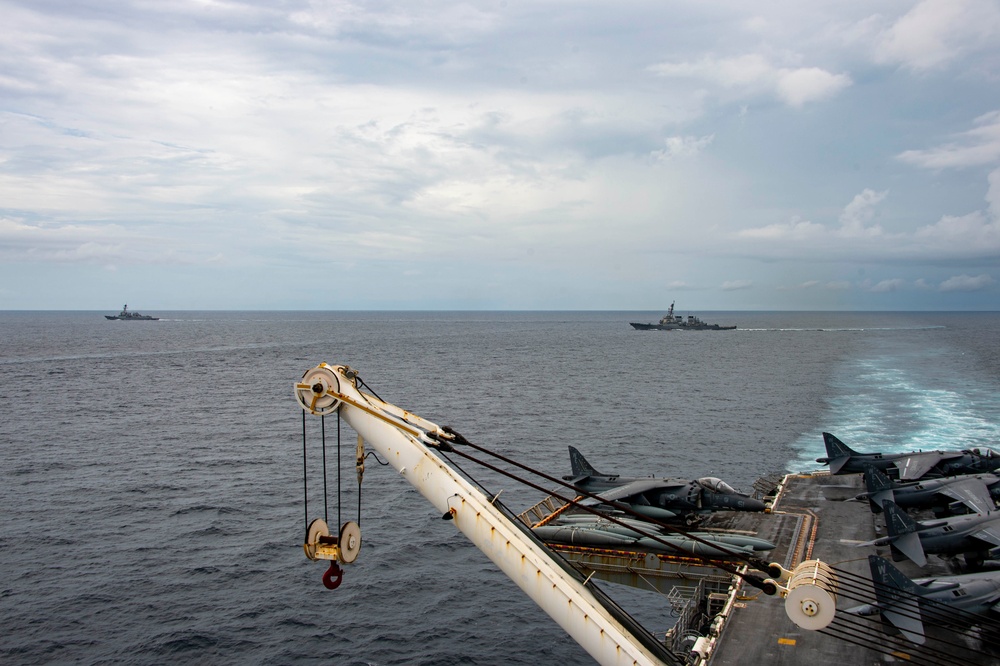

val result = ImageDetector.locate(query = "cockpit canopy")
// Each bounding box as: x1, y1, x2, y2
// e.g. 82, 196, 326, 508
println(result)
697, 477, 738, 495
968, 447, 1000, 458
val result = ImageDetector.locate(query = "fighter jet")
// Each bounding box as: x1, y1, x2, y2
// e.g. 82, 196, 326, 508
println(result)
845, 555, 1000, 645
868, 499, 1000, 568
857, 466, 1000, 516
816, 432, 1000, 480
563, 446, 766, 523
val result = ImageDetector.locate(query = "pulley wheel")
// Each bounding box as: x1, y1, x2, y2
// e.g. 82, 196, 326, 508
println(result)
304, 518, 331, 561
338, 521, 362, 564
295, 364, 342, 415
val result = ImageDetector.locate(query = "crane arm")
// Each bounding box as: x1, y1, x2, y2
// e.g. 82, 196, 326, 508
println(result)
295, 363, 676, 666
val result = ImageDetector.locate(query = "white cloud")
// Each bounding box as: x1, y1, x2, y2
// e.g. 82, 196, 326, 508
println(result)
738, 189, 893, 247
866, 278, 907, 293
1, 2, 999, 309
779, 279, 854, 292
838, 189, 889, 237
0, 216, 126, 262
907, 166, 1000, 256
775, 67, 852, 107
648, 54, 851, 108
778, 280, 859, 292
938, 274, 996, 292
914, 211, 1000, 250
738, 217, 826, 241
736, 177, 1000, 263
874, 0, 1000, 70
650, 54, 769, 87
989, 168, 1000, 217
897, 111, 1000, 169
652, 134, 714, 161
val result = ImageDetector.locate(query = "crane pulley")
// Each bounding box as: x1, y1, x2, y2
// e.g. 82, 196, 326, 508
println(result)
297, 364, 367, 589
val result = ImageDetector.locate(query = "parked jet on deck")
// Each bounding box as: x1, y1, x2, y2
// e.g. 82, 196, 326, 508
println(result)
846, 555, 1000, 645
857, 466, 1000, 516
816, 432, 1000, 480
868, 499, 1000, 568
563, 446, 765, 523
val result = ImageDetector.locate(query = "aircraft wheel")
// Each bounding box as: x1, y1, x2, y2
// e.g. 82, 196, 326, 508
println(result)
965, 552, 985, 570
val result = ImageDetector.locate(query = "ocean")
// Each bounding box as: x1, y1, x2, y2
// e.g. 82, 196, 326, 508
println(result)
2, 310, 999, 665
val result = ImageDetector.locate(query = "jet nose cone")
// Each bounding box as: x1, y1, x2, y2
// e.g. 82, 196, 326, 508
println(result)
711, 494, 767, 512
739, 497, 767, 512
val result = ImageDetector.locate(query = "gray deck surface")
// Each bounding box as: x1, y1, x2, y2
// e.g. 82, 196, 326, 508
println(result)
707, 473, 998, 666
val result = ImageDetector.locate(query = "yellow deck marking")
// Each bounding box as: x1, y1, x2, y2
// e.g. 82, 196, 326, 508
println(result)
777, 638, 796, 646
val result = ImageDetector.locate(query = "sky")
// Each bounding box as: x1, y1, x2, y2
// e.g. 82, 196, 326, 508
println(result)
1, 0, 999, 310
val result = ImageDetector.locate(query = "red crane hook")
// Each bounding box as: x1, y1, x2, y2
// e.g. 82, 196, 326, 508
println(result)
322, 561, 344, 590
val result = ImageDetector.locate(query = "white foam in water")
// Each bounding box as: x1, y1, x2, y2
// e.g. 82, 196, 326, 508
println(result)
791, 338, 1000, 472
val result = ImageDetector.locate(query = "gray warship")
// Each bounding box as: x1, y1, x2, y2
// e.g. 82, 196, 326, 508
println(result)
630, 302, 736, 330
105, 304, 159, 321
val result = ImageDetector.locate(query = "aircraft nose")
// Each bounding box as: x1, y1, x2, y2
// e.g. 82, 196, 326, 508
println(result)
738, 496, 767, 512
710, 493, 767, 512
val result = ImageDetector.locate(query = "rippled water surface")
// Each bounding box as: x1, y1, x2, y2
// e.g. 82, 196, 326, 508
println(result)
2, 310, 998, 664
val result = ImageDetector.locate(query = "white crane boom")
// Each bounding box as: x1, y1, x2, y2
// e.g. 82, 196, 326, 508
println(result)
295, 363, 673, 666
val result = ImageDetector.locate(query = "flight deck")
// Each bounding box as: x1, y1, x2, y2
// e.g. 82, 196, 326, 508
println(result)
522, 471, 1000, 665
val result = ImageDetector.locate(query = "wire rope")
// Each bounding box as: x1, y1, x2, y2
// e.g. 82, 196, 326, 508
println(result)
301, 372, 1000, 666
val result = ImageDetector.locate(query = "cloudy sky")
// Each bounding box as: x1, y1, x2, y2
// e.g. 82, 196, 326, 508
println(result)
2, 0, 999, 310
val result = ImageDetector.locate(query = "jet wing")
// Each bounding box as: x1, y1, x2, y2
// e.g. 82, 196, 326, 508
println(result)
938, 478, 997, 515
897, 452, 958, 480
582, 479, 667, 504
970, 523, 1000, 549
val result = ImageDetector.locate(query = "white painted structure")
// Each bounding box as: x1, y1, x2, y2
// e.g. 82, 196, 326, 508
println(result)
295, 363, 671, 666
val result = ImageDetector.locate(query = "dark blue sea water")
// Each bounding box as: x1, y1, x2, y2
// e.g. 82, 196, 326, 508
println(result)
2, 311, 998, 665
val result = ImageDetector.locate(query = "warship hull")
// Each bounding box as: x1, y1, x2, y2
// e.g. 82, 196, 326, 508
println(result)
105, 304, 159, 321
629, 322, 736, 331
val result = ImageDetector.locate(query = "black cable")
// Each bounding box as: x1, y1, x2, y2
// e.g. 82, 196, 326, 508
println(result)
824, 558, 1000, 635
432, 434, 1000, 663
433, 427, 773, 574
357, 424, 363, 526
439, 443, 765, 585
365, 451, 390, 465
337, 410, 342, 530
301, 409, 308, 533
321, 414, 329, 524
820, 621, 954, 666
320, 375, 999, 663
843, 580, 1000, 658
835, 607, 997, 666
830, 612, 981, 665
770, 551, 1000, 664
436, 450, 686, 666
346, 374, 992, 631
356, 377, 386, 403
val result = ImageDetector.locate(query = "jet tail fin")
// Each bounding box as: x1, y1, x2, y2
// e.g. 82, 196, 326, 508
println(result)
821, 432, 858, 474
867, 555, 927, 644
863, 466, 895, 514
882, 500, 918, 536
882, 500, 927, 566
568, 446, 604, 479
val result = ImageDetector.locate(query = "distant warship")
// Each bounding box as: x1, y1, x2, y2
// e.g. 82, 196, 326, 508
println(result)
105, 304, 159, 321
629, 302, 735, 330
